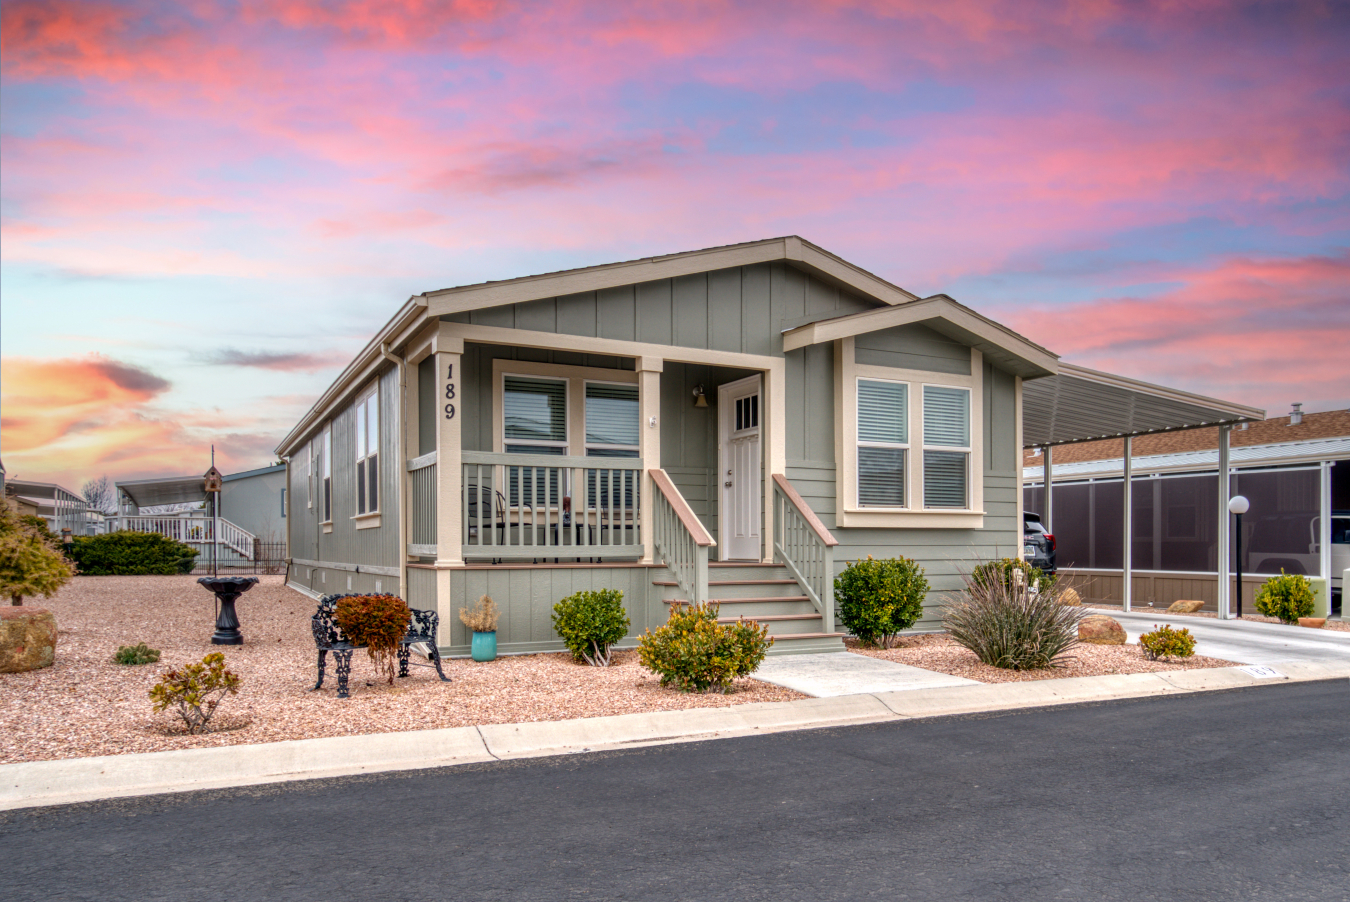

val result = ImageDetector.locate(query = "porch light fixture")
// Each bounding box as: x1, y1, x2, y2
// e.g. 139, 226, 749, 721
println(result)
1229, 495, 1250, 618
692, 385, 708, 408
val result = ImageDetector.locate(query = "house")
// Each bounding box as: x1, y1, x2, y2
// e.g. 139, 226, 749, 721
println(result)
3, 478, 94, 536
276, 237, 1262, 656
1023, 407, 1350, 614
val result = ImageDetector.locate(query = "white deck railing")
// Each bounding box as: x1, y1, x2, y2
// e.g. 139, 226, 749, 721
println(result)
461, 451, 644, 560
651, 468, 714, 605
407, 451, 438, 556
114, 516, 256, 559
772, 474, 838, 630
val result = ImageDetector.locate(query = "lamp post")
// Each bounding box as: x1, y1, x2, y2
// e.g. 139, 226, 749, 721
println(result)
1229, 495, 1250, 618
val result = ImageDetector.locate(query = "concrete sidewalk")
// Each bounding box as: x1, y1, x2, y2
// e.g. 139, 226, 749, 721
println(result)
4, 659, 1348, 812
752, 652, 979, 696
1107, 609, 1350, 666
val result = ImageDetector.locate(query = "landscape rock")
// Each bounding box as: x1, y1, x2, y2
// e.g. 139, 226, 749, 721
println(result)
1078, 614, 1126, 645
1058, 588, 1082, 606
1297, 617, 1326, 629
0, 607, 58, 673
1167, 599, 1205, 614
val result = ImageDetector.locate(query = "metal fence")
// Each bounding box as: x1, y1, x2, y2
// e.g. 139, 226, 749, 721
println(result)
192, 540, 288, 575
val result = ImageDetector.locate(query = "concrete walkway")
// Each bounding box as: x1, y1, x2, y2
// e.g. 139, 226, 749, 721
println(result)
1107, 609, 1350, 666
4, 658, 1348, 811
752, 651, 978, 696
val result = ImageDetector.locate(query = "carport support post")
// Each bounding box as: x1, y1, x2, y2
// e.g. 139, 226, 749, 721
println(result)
1217, 426, 1231, 620
1122, 436, 1132, 613
1320, 461, 1333, 591
1043, 444, 1053, 534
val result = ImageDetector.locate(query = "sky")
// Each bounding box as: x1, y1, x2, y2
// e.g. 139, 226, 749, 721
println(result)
2, 0, 1348, 492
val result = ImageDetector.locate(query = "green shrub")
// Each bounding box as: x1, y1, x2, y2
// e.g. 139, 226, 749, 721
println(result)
1138, 624, 1196, 661
20, 515, 60, 544
0, 502, 75, 605
637, 603, 772, 692
970, 557, 1056, 596
114, 643, 161, 665
334, 593, 411, 684
834, 555, 928, 648
149, 652, 241, 734
944, 566, 1084, 670
552, 589, 631, 666
1254, 571, 1316, 624
69, 530, 198, 575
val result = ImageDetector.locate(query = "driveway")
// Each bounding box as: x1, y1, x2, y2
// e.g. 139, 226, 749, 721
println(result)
1109, 609, 1350, 666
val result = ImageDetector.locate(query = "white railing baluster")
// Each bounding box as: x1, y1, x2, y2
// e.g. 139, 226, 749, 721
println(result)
771, 474, 839, 634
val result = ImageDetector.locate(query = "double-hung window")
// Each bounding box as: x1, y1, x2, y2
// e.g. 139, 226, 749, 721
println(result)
503, 376, 567, 505
856, 378, 908, 508
922, 385, 970, 509
355, 389, 379, 515
322, 427, 332, 523
584, 382, 639, 508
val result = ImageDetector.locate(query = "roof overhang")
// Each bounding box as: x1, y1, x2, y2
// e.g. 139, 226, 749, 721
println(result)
116, 476, 208, 508
781, 293, 1059, 380
4, 479, 84, 502
1022, 363, 1265, 448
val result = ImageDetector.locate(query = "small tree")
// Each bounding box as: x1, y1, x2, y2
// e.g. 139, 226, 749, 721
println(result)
82, 474, 117, 515
0, 503, 75, 606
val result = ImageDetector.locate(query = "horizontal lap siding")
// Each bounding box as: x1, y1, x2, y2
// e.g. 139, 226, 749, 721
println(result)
443, 566, 665, 656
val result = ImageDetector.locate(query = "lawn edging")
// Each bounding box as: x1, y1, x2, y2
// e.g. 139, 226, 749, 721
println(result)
4, 660, 1348, 811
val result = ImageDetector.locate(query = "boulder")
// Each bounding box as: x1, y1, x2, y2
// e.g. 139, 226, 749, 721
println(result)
1079, 614, 1126, 645
1167, 599, 1205, 614
1058, 587, 1082, 606
0, 607, 58, 673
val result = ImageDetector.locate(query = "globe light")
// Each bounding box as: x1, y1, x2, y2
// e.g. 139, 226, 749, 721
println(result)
1228, 495, 1250, 515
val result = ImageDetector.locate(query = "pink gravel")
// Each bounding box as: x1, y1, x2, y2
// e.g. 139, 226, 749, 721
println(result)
844, 632, 1237, 683
0, 575, 803, 764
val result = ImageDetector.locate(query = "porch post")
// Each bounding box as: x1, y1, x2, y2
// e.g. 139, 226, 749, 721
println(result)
434, 328, 464, 570
762, 359, 787, 564
637, 357, 663, 565
1122, 436, 1132, 612
1216, 425, 1231, 619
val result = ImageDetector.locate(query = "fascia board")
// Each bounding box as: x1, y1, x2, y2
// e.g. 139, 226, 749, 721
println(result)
275, 297, 429, 457
791, 240, 919, 306
1058, 363, 1266, 422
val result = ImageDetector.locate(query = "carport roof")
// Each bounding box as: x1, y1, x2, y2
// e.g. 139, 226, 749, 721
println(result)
116, 476, 208, 508
1022, 363, 1265, 448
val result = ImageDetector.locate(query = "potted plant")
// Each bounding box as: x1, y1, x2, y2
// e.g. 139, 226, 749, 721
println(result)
459, 595, 500, 662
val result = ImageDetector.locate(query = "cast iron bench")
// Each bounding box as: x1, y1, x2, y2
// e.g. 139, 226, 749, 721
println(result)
311, 593, 451, 698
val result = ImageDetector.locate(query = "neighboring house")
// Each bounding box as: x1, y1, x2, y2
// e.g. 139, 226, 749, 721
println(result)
276, 236, 1261, 656
221, 464, 287, 544
1023, 407, 1350, 613
3, 479, 94, 536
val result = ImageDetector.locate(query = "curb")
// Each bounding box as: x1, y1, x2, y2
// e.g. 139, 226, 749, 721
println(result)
4, 661, 1348, 811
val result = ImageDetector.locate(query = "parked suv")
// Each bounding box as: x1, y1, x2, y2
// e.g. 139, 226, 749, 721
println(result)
1023, 512, 1056, 574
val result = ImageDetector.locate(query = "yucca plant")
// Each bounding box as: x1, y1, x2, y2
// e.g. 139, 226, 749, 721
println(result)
944, 566, 1085, 670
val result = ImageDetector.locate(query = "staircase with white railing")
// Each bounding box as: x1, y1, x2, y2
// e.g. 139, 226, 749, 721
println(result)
113, 515, 257, 560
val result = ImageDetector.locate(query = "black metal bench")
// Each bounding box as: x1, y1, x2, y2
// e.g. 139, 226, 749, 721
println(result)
310, 593, 450, 698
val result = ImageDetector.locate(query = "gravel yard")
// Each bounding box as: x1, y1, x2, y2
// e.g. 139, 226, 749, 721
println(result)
1086, 604, 1350, 632
845, 632, 1236, 683
0, 576, 803, 764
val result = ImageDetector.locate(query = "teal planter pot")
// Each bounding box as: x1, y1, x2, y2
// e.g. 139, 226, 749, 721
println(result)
471, 630, 497, 662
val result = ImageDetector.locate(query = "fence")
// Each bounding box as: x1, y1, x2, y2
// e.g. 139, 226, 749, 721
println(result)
192, 540, 288, 575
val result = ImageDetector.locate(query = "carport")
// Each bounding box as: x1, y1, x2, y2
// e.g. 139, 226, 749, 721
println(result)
1021, 363, 1265, 618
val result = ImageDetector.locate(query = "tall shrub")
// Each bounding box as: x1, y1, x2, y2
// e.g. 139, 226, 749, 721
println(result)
0, 503, 75, 605
944, 567, 1084, 670
552, 589, 631, 666
1254, 571, 1316, 624
834, 556, 928, 648
69, 531, 198, 575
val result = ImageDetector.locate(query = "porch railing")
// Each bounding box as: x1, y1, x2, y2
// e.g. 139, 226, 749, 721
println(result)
651, 468, 714, 605
771, 474, 838, 631
407, 451, 437, 556
462, 451, 644, 560
115, 516, 256, 559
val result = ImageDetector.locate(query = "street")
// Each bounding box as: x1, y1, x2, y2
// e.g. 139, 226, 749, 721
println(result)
5, 679, 1348, 901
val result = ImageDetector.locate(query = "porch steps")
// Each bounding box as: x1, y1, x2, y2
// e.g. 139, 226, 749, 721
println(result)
654, 562, 845, 655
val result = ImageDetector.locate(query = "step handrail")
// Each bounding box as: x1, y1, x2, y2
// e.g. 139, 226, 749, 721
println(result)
771, 474, 837, 630
649, 469, 714, 607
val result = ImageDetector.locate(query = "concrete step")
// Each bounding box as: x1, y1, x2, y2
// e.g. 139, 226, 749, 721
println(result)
766, 632, 848, 655
652, 578, 805, 600
666, 597, 814, 617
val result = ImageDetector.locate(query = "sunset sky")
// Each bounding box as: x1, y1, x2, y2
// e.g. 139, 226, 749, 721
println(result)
3, 0, 1348, 491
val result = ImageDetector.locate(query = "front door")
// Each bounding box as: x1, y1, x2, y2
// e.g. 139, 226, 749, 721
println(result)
719, 375, 762, 560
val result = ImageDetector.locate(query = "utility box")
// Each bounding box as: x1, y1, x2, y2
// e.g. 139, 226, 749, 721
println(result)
1308, 577, 1329, 619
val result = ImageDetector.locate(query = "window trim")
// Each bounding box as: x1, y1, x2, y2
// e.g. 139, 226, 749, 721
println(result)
354, 385, 380, 517
492, 359, 640, 457
835, 338, 984, 528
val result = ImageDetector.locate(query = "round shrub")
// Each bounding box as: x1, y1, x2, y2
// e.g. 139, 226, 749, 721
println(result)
334, 593, 411, 683
1254, 571, 1315, 624
114, 643, 161, 665
834, 556, 928, 648
944, 565, 1084, 670
637, 603, 772, 692
552, 589, 630, 666
70, 530, 198, 575
1138, 624, 1196, 661
970, 557, 1055, 595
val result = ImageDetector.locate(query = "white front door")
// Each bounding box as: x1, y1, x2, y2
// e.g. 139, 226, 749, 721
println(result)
719, 375, 762, 561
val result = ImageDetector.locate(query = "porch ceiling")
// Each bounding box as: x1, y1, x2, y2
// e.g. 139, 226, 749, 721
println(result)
1022, 363, 1265, 448
116, 476, 208, 508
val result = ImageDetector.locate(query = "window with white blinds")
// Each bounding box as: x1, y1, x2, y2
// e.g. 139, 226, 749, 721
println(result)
857, 378, 908, 507
923, 385, 970, 509
585, 383, 639, 453
503, 377, 567, 450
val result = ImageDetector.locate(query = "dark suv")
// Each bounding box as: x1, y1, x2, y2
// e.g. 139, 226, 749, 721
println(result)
1023, 512, 1056, 574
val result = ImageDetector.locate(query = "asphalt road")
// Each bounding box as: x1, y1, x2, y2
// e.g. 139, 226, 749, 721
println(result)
6, 680, 1349, 902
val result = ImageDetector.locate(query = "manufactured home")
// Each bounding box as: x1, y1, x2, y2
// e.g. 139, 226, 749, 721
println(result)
277, 237, 1263, 655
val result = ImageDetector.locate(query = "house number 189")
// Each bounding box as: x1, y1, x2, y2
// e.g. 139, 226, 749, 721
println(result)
444, 363, 456, 419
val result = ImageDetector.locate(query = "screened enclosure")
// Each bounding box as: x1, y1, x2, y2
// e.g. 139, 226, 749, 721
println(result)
1026, 466, 1323, 575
